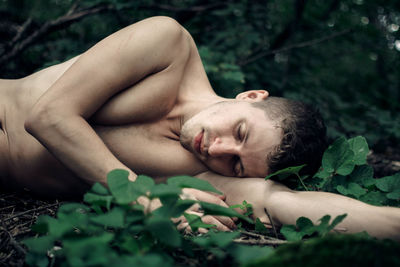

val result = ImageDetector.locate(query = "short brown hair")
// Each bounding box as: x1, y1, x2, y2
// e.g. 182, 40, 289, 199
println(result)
251, 97, 327, 176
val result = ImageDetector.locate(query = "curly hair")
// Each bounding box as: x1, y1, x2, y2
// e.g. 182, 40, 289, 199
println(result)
251, 97, 327, 176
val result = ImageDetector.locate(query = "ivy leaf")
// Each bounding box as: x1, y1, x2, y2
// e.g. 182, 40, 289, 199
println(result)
150, 183, 181, 198
133, 175, 155, 195
322, 137, 356, 176
107, 169, 141, 204
255, 218, 269, 234
167, 176, 222, 194
145, 217, 181, 247
336, 182, 366, 198
280, 214, 347, 241
23, 235, 56, 254
329, 214, 348, 231
199, 202, 252, 223
348, 165, 375, 187
348, 136, 369, 165
184, 212, 215, 232
280, 224, 304, 241
89, 182, 110, 195
153, 199, 196, 218
265, 164, 306, 180
90, 207, 125, 228
232, 244, 274, 265
192, 231, 240, 248
359, 191, 387, 206
84, 193, 113, 210
375, 173, 400, 200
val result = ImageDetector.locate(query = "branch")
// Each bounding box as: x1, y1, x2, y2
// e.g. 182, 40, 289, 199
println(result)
238, 29, 352, 66
137, 2, 228, 13
0, 3, 115, 68
270, 0, 308, 50
2, 202, 60, 223
235, 230, 287, 245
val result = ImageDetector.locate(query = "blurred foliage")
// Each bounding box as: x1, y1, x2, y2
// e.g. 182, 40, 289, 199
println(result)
1, 0, 400, 147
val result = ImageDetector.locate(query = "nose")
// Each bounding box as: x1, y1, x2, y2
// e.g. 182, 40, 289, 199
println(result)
208, 137, 239, 157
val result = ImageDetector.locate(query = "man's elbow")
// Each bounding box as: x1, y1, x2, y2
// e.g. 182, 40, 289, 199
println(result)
24, 104, 63, 136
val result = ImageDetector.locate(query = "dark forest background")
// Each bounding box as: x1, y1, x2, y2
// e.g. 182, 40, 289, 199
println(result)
1, 0, 400, 151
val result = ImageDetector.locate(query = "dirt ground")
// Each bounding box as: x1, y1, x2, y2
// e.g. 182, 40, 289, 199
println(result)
1, 151, 399, 267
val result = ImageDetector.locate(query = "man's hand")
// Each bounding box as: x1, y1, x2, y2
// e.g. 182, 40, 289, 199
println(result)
174, 188, 237, 233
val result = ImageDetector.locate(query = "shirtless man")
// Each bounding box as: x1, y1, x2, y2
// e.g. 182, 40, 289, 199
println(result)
0, 16, 399, 239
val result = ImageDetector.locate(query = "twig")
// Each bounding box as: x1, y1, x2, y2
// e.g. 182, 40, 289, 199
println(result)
0, 3, 115, 68
3, 228, 26, 255
2, 202, 60, 223
234, 237, 287, 245
9, 17, 33, 47
238, 29, 352, 66
264, 208, 279, 239
137, 2, 227, 13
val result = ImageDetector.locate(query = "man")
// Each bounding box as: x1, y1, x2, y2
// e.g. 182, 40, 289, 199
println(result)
0, 16, 399, 239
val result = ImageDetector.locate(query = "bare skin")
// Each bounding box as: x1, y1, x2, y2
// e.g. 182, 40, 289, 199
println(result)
0, 16, 399, 240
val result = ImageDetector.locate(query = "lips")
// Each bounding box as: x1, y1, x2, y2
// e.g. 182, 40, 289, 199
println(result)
194, 130, 204, 155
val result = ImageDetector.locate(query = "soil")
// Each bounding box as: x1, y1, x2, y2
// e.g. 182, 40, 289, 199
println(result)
0, 151, 399, 267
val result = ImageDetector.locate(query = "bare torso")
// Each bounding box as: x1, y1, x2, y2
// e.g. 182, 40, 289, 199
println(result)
0, 43, 211, 197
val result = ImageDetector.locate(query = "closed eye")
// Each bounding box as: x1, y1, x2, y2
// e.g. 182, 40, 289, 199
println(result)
237, 123, 246, 141
233, 156, 244, 177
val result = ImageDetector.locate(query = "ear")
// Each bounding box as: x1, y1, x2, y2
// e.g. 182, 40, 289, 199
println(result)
235, 90, 269, 102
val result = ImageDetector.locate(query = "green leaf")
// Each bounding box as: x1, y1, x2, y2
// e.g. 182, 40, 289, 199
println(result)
348, 165, 375, 187
265, 164, 306, 180
232, 244, 273, 265
255, 218, 269, 234
280, 214, 347, 241
145, 216, 181, 247
90, 207, 125, 228
83, 192, 114, 210
184, 212, 215, 232
192, 231, 239, 248
107, 169, 141, 204
167, 175, 222, 194
133, 175, 155, 195
31, 215, 52, 234
153, 199, 196, 218
375, 174, 400, 199
23, 235, 55, 253
348, 136, 369, 165
321, 137, 355, 176
199, 201, 252, 223
208, 231, 240, 248
336, 182, 366, 198
387, 191, 400, 200
328, 214, 347, 231
150, 183, 181, 198
280, 224, 304, 241
89, 182, 110, 195
359, 191, 387, 206
57, 203, 90, 214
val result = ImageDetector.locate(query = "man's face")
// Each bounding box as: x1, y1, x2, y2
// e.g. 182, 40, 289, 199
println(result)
180, 101, 282, 177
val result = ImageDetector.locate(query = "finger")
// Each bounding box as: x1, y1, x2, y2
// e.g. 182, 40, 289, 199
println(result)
195, 191, 230, 208
198, 227, 208, 234
202, 215, 231, 232
182, 188, 229, 208
213, 215, 237, 230
177, 221, 189, 231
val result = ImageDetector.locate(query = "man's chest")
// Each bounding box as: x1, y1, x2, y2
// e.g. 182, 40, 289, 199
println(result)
95, 121, 207, 179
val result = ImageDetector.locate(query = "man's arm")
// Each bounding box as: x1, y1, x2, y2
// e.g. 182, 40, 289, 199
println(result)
24, 17, 190, 185
196, 171, 400, 241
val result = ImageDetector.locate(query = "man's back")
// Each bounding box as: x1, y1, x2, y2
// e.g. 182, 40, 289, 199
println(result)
0, 17, 210, 197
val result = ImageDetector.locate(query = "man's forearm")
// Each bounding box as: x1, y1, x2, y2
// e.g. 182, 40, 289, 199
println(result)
267, 189, 400, 241
25, 114, 136, 185
196, 171, 400, 241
